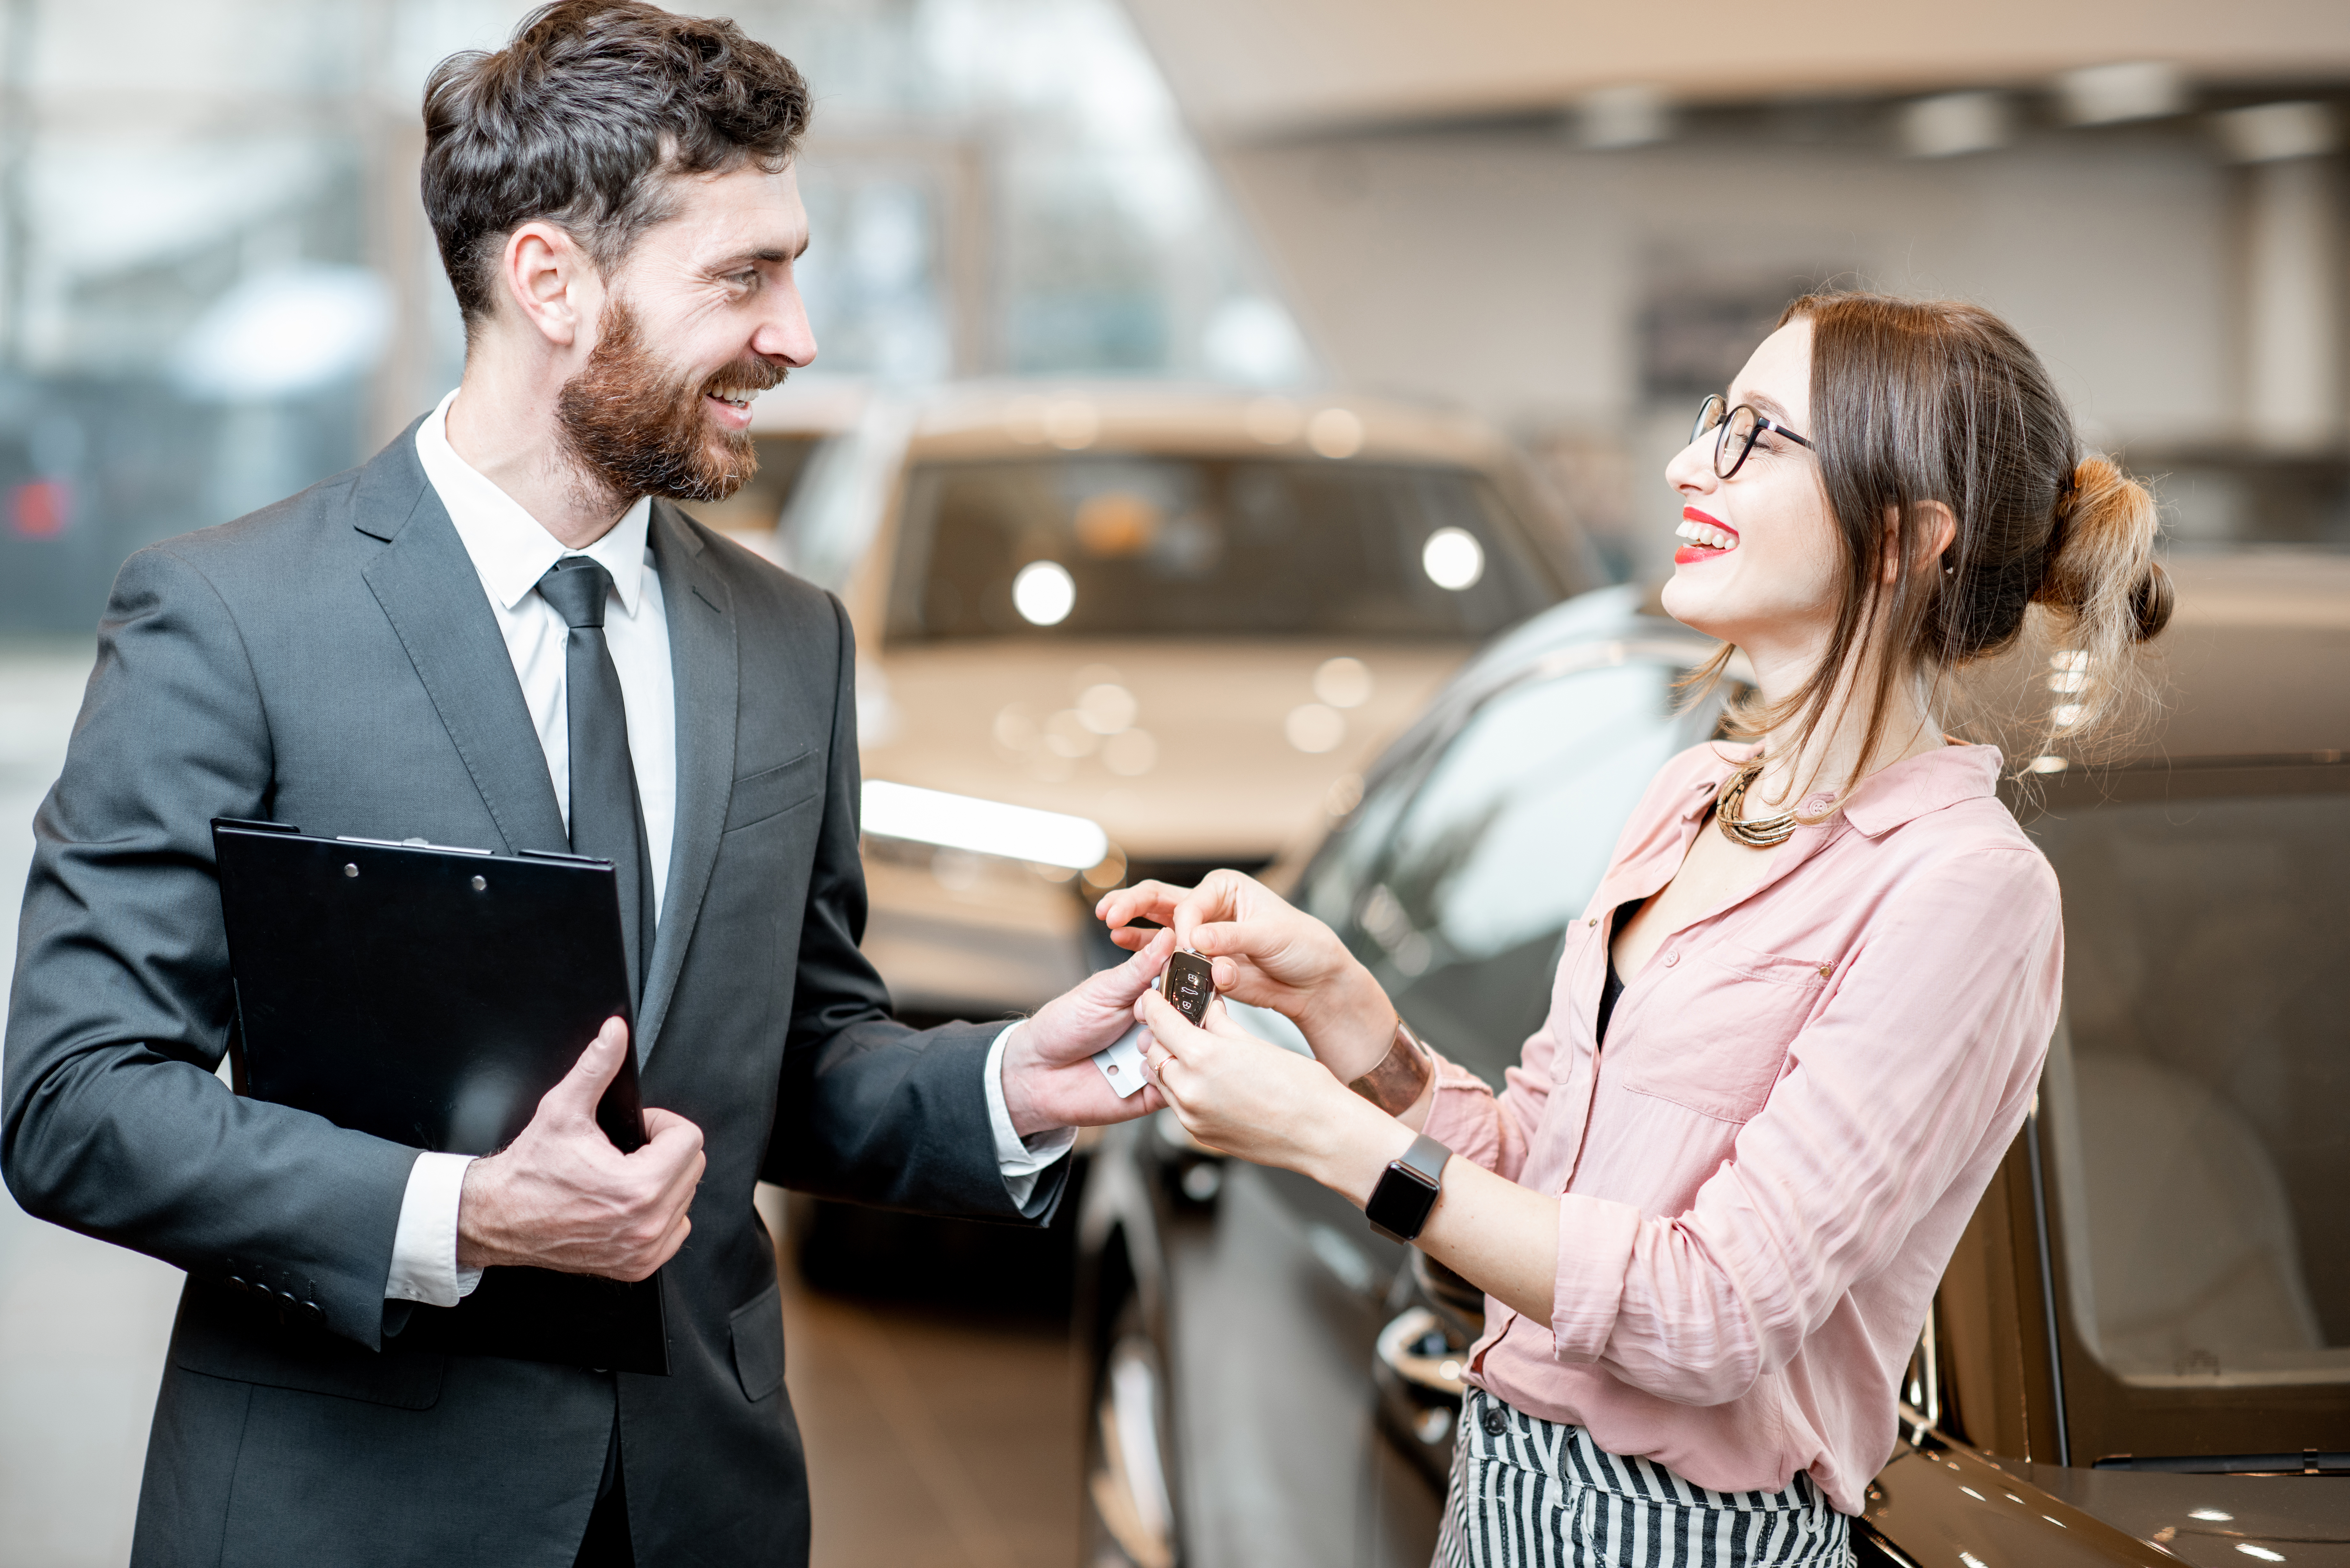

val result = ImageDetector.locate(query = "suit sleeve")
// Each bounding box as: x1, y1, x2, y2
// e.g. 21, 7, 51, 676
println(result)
758, 593, 1067, 1225
2, 545, 419, 1348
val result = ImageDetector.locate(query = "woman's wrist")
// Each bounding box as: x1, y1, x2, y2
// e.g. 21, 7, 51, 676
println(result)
1298, 1083, 1421, 1208
1293, 961, 1399, 1082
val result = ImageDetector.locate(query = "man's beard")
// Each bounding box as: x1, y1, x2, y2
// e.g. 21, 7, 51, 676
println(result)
555, 298, 786, 504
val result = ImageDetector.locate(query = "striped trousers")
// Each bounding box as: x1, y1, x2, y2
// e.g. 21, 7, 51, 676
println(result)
1435, 1389, 1851, 1568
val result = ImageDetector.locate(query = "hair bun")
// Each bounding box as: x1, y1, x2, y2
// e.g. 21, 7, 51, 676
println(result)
2131, 558, 2175, 643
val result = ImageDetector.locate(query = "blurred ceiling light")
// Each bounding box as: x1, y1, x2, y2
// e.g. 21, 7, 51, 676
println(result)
1045, 708, 1098, 757
1422, 527, 1485, 590
1313, 656, 1373, 709
1203, 296, 1308, 386
2214, 102, 2337, 163
1044, 397, 1099, 449
863, 780, 1110, 869
1012, 560, 1077, 625
1307, 407, 1363, 458
2056, 62, 2186, 127
1244, 396, 1303, 445
1577, 85, 1673, 150
1077, 681, 1138, 734
1285, 702, 1346, 754
171, 263, 393, 403
2026, 754, 2070, 774
1900, 92, 2011, 159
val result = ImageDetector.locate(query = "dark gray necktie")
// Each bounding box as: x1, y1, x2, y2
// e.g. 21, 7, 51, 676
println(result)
537, 556, 654, 1001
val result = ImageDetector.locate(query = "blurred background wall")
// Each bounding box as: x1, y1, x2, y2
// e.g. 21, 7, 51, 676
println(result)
1124, 0, 2350, 580
0, 0, 1310, 636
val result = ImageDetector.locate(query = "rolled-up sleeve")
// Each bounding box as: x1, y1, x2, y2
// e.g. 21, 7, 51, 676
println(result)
1549, 846, 2062, 1404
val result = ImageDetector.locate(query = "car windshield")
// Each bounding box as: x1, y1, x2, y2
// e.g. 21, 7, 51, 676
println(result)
1299, 648, 1723, 1080
885, 455, 1567, 641
2032, 763, 2350, 1392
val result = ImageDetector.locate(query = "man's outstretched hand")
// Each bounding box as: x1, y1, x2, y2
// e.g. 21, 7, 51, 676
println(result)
1000, 927, 1178, 1138
457, 1018, 706, 1281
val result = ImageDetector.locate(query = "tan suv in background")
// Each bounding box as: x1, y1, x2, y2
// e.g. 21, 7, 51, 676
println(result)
706, 382, 1599, 1023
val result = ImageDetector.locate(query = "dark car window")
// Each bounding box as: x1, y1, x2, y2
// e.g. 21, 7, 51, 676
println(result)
1299, 650, 1724, 1083
885, 455, 1569, 641
2031, 764, 2350, 1393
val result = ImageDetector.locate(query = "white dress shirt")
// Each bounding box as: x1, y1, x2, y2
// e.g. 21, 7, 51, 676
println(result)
385, 389, 1072, 1307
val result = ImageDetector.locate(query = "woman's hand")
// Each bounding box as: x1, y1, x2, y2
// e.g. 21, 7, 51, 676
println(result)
1133, 985, 1411, 1190
1097, 870, 1399, 1082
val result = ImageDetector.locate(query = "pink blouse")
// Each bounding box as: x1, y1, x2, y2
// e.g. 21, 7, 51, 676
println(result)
1420, 741, 2062, 1515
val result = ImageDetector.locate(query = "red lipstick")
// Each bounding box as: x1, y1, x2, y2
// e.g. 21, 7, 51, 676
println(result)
1675, 505, 1739, 566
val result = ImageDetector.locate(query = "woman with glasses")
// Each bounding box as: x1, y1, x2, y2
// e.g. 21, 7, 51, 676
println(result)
1098, 292, 2172, 1567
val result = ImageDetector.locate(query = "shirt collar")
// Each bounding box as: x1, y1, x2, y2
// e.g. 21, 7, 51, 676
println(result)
414, 387, 653, 616
1678, 739, 2004, 836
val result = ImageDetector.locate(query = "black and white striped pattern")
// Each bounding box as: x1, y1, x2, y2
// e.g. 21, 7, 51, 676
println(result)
1435, 1390, 1851, 1568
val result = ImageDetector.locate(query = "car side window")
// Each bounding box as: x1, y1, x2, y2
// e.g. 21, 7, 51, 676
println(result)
1301, 654, 1723, 1085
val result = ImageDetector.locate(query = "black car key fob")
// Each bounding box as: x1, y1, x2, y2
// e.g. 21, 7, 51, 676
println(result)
1162, 949, 1215, 1026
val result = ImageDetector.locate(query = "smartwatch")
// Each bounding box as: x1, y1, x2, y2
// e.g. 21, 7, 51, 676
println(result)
1365, 1132, 1452, 1243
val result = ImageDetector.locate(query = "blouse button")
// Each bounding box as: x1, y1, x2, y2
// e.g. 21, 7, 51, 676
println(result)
1662, 951, 1679, 967
1587, 918, 1597, 927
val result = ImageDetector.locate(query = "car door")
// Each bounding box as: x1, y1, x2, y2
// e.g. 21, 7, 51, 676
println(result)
1170, 627, 1725, 1564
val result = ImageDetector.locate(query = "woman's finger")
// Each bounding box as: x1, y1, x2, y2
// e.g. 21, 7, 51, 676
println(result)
1095, 878, 1192, 931
1168, 870, 1255, 952
1136, 987, 1205, 1060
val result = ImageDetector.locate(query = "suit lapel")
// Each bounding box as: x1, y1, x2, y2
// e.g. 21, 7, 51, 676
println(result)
355, 428, 570, 858
638, 501, 737, 1063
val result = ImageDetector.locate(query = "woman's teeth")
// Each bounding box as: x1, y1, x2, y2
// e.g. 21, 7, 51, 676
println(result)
1675, 519, 1738, 551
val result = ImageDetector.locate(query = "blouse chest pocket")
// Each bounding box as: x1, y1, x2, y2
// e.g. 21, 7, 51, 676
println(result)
1617, 938, 1831, 1124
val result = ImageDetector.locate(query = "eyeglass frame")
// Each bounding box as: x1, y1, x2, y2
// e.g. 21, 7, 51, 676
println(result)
1691, 393, 1815, 480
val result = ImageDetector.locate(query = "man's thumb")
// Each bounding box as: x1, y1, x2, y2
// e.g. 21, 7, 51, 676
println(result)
548, 1016, 629, 1115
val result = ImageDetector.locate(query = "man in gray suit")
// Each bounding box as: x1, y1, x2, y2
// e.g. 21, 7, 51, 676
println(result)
1, 4, 1176, 1564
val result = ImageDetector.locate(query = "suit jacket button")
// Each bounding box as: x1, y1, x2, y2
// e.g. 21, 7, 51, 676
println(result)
302, 1301, 326, 1325
226, 1276, 248, 1293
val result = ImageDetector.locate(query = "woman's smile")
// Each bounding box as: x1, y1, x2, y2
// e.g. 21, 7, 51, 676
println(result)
1674, 505, 1740, 564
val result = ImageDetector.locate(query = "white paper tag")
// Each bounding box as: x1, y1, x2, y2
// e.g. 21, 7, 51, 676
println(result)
1092, 1021, 1150, 1098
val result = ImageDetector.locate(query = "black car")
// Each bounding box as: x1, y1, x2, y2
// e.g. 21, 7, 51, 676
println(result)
1074, 554, 2350, 1568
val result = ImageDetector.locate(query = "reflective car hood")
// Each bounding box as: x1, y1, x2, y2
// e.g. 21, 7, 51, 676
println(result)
860, 637, 1470, 863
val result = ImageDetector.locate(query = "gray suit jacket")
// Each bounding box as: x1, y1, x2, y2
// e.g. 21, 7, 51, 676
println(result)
1, 422, 1062, 1567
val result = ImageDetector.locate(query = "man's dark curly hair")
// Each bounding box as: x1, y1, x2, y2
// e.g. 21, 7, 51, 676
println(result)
422, 0, 811, 331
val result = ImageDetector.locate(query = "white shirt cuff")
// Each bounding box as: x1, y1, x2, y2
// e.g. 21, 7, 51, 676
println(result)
386, 1150, 485, 1306
984, 1022, 1076, 1210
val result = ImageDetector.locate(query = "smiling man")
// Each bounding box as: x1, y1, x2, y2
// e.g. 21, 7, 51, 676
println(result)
0, 5, 1170, 1565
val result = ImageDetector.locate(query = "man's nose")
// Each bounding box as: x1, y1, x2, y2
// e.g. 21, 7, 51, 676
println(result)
754, 280, 817, 370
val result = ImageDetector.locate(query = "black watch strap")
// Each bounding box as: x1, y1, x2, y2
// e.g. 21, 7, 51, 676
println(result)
1365, 1132, 1451, 1244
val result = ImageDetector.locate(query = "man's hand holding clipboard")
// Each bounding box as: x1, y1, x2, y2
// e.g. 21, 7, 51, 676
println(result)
457, 1016, 705, 1282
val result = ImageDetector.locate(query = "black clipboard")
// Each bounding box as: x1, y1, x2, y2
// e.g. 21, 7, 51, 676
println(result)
213, 818, 669, 1375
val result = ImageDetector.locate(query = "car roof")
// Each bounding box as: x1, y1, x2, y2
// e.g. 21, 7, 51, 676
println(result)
748, 377, 1516, 469
1421, 552, 2350, 772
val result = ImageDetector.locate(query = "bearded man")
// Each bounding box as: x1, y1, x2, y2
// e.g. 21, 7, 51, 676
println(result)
0, 5, 1173, 1564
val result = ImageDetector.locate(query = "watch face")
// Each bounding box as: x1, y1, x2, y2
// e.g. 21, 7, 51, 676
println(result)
1366, 1159, 1442, 1244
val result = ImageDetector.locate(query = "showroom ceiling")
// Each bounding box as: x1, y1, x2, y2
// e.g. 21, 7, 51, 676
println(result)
1118, 0, 2350, 139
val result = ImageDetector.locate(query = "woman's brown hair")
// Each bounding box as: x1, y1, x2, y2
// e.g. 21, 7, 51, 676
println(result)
1692, 291, 2173, 802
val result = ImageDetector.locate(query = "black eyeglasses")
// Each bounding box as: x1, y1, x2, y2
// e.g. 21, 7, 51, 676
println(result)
1691, 394, 1814, 480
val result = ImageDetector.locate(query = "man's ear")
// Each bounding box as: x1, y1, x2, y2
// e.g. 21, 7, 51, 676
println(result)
498, 222, 595, 349
1881, 501, 1959, 586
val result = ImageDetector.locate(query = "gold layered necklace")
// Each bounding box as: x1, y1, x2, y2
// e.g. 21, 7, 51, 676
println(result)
1715, 758, 1800, 848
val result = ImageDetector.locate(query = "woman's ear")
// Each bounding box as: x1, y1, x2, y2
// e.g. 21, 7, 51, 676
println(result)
1881, 502, 1959, 586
